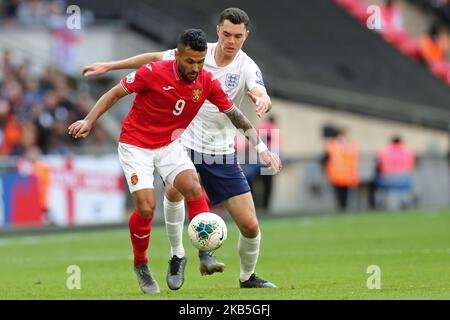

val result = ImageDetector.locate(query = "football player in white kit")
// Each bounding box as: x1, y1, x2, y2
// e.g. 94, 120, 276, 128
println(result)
83, 8, 279, 290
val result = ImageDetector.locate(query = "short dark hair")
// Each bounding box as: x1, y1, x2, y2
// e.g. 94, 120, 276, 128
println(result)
219, 8, 250, 29
177, 29, 207, 52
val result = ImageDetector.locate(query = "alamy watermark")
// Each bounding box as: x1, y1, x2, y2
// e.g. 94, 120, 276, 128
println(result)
366, 5, 382, 31
66, 265, 81, 290
168, 123, 282, 176
366, 265, 381, 290
66, 5, 81, 30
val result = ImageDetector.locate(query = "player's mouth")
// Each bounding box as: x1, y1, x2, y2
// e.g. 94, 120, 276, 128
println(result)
188, 72, 198, 80
225, 47, 235, 53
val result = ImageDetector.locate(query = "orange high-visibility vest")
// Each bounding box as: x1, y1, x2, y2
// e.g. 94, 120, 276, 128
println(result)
377, 143, 414, 175
1, 115, 21, 155
419, 35, 445, 65
32, 161, 51, 211
325, 139, 359, 187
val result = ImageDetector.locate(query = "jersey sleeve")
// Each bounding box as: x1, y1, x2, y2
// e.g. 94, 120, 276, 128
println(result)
243, 58, 266, 91
120, 64, 154, 94
162, 49, 176, 61
207, 77, 235, 113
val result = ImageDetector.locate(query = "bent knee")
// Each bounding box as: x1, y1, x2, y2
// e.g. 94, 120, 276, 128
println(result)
181, 182, 202, 200
135, 200, 156, 217
240, 222, 260, 238
165, 185, 184, 202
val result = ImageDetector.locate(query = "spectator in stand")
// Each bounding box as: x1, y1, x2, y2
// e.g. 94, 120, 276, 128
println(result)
16, 145, 52, 223
10, 119, 37, 155
375, 136, 415, 210
419, 23, 449, 65
418, 22, 450, 83
16, 0, 47, 27
377, 0, 423, 60
23, 77, 42, 110
0, 99, 21, 155
430, 0, 450, 24
47, 1, 80, 74
1, 0, 22, 28
379, 0, 404, 36
323, 128, 359, 211
2, 49, 12, 78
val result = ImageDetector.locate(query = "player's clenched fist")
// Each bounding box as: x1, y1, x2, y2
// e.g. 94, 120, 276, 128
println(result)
68, 119, 92, 139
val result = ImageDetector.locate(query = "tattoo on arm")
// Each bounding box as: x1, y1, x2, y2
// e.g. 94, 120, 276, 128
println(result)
226, 107, 260, 146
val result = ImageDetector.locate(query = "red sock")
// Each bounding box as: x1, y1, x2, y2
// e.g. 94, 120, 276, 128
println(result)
187, 192, 210, 255
186, 192, 210, 222
129, 209, 153, 266
202, 186, 211, 206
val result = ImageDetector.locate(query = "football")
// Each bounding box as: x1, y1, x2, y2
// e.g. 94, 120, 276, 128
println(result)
188, 212, 227, 252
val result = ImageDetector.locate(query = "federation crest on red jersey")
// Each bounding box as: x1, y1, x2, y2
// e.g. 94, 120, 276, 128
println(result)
192, 87, 202, 102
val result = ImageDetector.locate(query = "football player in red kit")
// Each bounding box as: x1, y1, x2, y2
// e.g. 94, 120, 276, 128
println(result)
68, 29, 281, 294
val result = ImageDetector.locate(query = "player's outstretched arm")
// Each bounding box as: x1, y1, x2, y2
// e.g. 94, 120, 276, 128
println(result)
225, 107, 281, 173
247, 87, 272, 118
68, 84, 128, 139
82, 52, 165, 77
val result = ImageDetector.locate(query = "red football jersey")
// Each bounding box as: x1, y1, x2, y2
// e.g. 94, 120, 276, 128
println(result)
119, 60, 235, 149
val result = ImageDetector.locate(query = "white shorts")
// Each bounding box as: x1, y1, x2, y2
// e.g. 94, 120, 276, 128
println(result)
118, 139, 195, 193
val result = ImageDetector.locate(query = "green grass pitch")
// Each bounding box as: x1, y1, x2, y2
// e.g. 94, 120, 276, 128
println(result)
0, 210, 449, 299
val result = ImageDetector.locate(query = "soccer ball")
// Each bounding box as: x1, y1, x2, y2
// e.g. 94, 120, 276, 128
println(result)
188, 212, 227, 252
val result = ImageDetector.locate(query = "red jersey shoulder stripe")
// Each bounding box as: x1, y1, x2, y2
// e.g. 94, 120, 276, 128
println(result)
120, 81, 131, 94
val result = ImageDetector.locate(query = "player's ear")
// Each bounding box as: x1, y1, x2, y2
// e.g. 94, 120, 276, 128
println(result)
216, 25, 220, 36
174, 48, 180, 60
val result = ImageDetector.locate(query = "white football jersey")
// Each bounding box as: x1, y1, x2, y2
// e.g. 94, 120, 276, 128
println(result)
162, 42, 265, 154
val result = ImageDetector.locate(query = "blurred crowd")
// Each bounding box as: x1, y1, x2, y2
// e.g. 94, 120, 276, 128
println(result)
419, 0, 450, 25
0, 49, 111, 158
336, 0, 450, 85
0, 0, 95, 74
1, 0, 57, 27
0, 0, 93, 28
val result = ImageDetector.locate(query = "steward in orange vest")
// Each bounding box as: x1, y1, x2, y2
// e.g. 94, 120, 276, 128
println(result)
323, 129, 359, 211
325, 136, 359, 187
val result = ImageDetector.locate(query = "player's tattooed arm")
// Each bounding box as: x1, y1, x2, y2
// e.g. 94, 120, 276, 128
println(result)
226, 107, 282, 173
225, 107, 261, 147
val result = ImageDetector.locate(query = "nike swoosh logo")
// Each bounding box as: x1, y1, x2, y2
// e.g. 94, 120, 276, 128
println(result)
133, 233, 150, 239
163, 86, 175, 91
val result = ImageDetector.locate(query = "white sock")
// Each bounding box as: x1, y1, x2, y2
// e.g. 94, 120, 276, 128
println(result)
163, 196, 185, 258
238, 231, 261, 282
